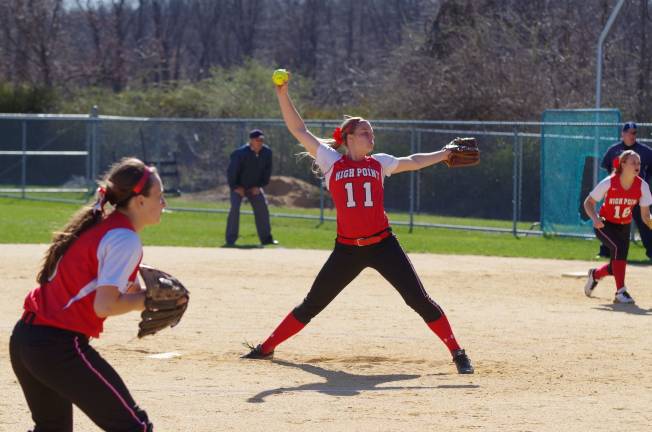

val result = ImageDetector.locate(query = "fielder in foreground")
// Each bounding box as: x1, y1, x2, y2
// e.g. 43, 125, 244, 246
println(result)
583, 150, 652, 304
10, 158, 167, 431
242, 71, 478, 374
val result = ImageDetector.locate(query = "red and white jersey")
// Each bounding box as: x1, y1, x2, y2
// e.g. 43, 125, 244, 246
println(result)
316, 143, 399, 238
23, 211, 143, 338
590, 174, 652, 224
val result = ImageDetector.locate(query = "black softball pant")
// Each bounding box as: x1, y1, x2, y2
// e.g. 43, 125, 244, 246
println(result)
292, 234, 444, 324
595, 221, 631, 260
9, 318, 152, 432
599, 204, 652, 259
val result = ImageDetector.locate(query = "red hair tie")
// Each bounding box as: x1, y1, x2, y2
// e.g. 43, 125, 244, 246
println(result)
93, 186, 107, 214
133, 167, 152, 194
332, 127, 343, 148
612, 158, 620, 170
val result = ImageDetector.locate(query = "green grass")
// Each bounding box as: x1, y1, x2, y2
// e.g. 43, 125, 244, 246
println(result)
1, 197, 650, 263
165, 196, 535, 230
0, 192, 534, 230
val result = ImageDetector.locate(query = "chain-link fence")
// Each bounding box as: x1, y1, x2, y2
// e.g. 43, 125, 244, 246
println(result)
2, 113, 650, 237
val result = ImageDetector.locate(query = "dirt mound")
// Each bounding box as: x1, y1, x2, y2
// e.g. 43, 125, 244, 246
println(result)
184, 176, 326, 208
265, 176, 323, 207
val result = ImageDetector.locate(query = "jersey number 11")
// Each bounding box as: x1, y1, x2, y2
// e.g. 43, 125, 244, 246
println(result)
344, 182, 374, 208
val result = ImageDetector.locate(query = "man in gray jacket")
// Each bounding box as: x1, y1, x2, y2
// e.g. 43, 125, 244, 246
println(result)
225, 129, 277, 246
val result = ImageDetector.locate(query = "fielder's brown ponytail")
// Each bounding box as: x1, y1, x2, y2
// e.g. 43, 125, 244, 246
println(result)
37, 158, 156, 285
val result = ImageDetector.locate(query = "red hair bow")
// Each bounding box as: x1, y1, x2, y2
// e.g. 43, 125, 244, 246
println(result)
332, 127, 343, 147
93, 186, 107, 214
612, 157, 620, 170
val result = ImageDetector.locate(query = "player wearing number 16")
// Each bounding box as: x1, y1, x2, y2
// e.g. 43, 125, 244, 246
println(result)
583, 150, 652, 304
241, 71, 475, 374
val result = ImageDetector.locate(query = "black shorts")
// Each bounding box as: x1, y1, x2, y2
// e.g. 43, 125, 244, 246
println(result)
595, 220, 630, 260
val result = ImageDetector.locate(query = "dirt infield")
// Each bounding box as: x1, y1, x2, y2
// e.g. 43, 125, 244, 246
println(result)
1, 244, 651, 431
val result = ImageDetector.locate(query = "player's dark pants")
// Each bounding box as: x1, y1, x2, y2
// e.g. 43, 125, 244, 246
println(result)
599, 204, 651, 259
595, 221, 630, 261
292, 234, 444, 324
9, 315, 152, 432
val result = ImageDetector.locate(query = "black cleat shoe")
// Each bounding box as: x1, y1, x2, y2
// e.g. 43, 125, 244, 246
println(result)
241, 343, 274, 360
452, 349, 474, 374
262, 238, 279, 246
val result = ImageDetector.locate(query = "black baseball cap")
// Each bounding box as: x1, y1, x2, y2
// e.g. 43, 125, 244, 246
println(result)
249, 129, 264, 139
622, 122, 637, 132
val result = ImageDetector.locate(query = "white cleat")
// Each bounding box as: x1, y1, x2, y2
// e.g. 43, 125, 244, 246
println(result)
584, 269, 598, 297
614, 287, 635, 304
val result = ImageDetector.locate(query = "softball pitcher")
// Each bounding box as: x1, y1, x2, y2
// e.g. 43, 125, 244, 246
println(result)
583, 150, 652, 303
242, 74, 474, 374
9, 158, 165, 431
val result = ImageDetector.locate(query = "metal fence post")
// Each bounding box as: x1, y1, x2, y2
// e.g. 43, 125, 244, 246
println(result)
21, 120, 27, 198
90, 106, 99, 184
517, 128, 523, 223
416, 129, 422, 213
154, 121, 161, 173
85, 116, 91, 187
512, 127, 519, 237
593, 113, 600, 187
409, 129, 416, 233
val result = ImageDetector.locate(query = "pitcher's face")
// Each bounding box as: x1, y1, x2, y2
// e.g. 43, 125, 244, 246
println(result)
348, 121, 375, 154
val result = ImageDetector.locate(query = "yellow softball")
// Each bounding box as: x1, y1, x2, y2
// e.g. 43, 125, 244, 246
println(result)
272, 69, 289, 86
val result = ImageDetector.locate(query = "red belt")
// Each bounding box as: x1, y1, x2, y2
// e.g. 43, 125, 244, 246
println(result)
337, 229, 392, 247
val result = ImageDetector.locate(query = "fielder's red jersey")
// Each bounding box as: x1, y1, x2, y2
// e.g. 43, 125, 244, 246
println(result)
590, 174, 652, 224
316, 144, 399, 238
23, 211, 143, 338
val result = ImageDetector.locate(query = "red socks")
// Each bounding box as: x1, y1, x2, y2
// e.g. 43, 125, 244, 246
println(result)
259, 312, 462, 356
593, 260, 627, 291
261, 312, 305, 354
427, 315, 461, 353
610, 260, 626, 290
593, 263, 611, 280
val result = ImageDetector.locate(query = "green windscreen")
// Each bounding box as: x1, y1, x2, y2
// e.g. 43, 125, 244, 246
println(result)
541, 109, 621, 236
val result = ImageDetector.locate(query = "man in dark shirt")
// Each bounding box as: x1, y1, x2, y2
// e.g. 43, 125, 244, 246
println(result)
598, 122, 652, 260
225, 129, 277, 246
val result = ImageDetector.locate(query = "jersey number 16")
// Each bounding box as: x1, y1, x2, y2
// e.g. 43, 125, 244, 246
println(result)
613, 205, 631, 219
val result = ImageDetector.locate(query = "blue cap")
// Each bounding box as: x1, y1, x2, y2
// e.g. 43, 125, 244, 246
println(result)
249, 129, 264, 139
622, 122, 637, 132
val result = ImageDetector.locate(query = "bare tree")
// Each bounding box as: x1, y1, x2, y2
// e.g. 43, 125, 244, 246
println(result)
635, 0, 651, 119
188, 0, 225, 79
1, 0, 65, 87
150, 0, 189, 84
229, 0, 261, 61
74, 0, 134, 91
1, 0, 650, 120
